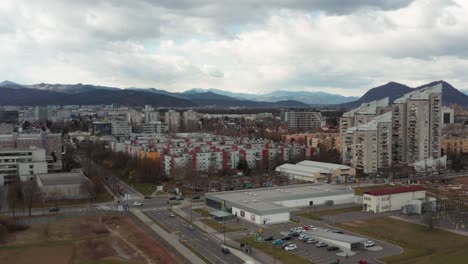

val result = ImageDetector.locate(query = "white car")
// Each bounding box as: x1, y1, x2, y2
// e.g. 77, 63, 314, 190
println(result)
284, 244, 297, 251
308, 225, 317, 230
364, 240, 375, 248
132, 201, 142, 206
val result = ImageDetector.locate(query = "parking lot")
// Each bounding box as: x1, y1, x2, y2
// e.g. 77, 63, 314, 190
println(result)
250, 219, 402, 264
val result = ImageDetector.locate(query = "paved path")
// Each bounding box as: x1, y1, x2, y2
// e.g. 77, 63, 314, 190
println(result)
131, 209, 207, 264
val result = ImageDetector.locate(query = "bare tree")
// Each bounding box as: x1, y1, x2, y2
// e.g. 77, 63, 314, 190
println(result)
7, 182, 22, 217
22, 180, 42, 217
423, 208, 439, 231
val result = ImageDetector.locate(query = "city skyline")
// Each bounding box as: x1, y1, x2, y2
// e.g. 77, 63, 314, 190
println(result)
2, 0, 468, 96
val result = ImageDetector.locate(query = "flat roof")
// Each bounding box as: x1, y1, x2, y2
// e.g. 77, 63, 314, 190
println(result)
37, 172, 88, 186
210, 211, 234, 218
305, 229, 368, 244
206, 184, 353, 215
364, 186, 425, 196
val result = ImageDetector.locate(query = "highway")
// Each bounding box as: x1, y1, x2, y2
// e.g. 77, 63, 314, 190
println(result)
146, 209, 245, 264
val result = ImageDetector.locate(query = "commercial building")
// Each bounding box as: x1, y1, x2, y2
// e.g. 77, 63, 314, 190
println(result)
0, 148, 48, 186
363, 186, 426, 213
283, 110, 326, 130
392, 84, 442, 165
275, 160, 355, 183
36, 172, 92, 200
206, 184, 355, 225
344, 112, 392, 174
111, 121, 132, 137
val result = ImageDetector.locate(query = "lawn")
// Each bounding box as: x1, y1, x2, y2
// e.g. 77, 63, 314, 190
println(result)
235, 237, 313, 264
297, 206, 362, 221
354, 184, 397, 196
192, 208, 211, 217
13, 191, 114, 210
199, 219, 242, 233
125, 180, 158, 196
336, 217, 468, 264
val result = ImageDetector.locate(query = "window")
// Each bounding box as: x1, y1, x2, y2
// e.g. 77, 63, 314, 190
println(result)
29, 165, 34, 169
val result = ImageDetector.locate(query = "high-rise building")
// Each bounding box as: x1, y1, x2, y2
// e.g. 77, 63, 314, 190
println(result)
284, 110, 326, 130
391, 83, 442, 165
111, 121, 132, 137
164, 110, 181, 133
339, 98, 389, 159
182, 109, 198, 132
344, 112, 392, 174
34, 106, 48, 121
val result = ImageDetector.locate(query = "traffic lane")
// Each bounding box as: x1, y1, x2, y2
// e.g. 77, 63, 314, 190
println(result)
147, 210, 243, 264
147, 210, 244, 264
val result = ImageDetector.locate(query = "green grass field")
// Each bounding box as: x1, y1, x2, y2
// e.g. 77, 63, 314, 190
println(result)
235, 237, 312, 264
297, 206, 362, 221
199, 219, 242, 233
337, 217, 468, 264
192, 208, 211, 217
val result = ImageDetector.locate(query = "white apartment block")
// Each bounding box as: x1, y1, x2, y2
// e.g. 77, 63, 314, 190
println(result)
284, 110, 326, 130
142, 121, 169, 134
344, 112, 392, 174
339, 98, 389, 157
392, 84, 442, 165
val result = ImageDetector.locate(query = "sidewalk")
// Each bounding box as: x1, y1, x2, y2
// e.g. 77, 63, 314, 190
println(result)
131, 209, 206, 264
173, 204, 282, 264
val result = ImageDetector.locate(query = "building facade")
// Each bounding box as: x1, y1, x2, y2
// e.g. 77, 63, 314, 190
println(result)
363, 186, 426, 213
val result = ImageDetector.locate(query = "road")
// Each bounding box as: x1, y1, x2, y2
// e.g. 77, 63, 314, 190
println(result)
146, 209, 244, 264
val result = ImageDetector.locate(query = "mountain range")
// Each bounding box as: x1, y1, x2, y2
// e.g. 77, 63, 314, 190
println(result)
0, 80, 467, 108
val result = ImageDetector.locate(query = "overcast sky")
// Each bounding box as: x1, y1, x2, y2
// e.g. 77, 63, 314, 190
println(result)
1, 0, 468, 96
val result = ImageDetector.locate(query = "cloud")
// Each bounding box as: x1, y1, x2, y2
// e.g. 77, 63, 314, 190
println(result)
1, 0, 468, 96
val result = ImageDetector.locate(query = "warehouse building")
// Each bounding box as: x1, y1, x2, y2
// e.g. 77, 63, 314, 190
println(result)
206, 184, 355, 225
36, 172, 92, 200
275, 160, 355, 183
363, 186, 426, 213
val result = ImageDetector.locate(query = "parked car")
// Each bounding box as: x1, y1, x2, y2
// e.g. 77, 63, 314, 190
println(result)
331, 230, 344, 234
169, 213, 176, 218
364, 241, 375, 248
221, 247, 230, 254
282, 236, 293, 241
192, 195, 201, 200
327, 246, 340, 251
264, 236, 274, 241
169, 197, 177, 200
288, 231, 300, 237
302, 226, 310, 231
144, 196, 152, 199
358, 260, 369, 264
188, 225, 195, 231
284, 244, 298, 251
132, 201, 142, 206
272, 239, 283, 246
316, 242, 328, 248
176, 196, 184, 200
281, 242, 293, 249
299, 234, 309, 241
306, 238, 318, 244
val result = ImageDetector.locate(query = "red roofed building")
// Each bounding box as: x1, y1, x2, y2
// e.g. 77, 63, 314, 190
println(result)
363, 186, 426, 213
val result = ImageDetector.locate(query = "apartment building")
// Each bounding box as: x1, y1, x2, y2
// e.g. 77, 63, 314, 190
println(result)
182, 109, 199, 131
344, 112, 392, 174
340, 98, 389, 164
111, 121, 132, 137
392, 84, 442, 165
164, 110, 181, 133
284, 110, 326, 130
141, 121, 169, 134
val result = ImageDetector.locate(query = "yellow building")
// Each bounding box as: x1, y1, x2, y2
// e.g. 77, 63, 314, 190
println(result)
139, 151, 160, 161
441, 138, 468, 155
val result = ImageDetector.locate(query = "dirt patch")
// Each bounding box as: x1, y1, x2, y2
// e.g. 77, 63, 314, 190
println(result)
0, 215, 182, 264
0, 244, 73, 264
454, 176, 468, 185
